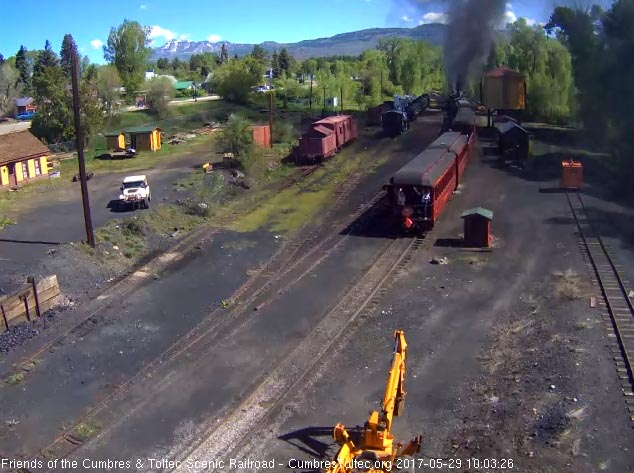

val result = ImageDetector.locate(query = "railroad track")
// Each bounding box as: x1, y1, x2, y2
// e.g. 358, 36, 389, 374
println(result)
567, 191, 634, 426
19, 164, 388, 471
173, 234, 426, 473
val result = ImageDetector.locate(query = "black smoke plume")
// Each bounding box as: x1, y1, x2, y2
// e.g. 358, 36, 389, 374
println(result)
443, 0, 506, 93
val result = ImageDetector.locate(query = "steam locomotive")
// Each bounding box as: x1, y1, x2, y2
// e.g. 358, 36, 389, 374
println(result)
381, 94, 430, 137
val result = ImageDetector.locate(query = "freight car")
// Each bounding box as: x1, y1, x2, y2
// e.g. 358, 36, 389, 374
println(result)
381, 109, 409, 137
384, 131, 474, 233
297, 114, 357, 162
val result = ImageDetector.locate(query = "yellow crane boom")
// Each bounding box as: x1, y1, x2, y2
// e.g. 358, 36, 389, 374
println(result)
325, 330, 421, 473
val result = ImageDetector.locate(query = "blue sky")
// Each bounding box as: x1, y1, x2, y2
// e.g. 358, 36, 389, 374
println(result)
0, 0, 552, 64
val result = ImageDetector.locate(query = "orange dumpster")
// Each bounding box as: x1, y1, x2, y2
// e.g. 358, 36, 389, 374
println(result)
561, 159, 582, 189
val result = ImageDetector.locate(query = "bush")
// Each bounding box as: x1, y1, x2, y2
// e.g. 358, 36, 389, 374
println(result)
220, 114, 253, 157
273, 121, 297, 145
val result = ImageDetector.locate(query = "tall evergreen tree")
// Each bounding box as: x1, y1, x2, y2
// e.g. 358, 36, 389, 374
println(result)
278, 48, 291, 76
33, 40, 59, 83
0, 54, 4, 66
60, 34, 78, 80
220, 43, 229, 63
271, 50, 280, 78
15, 46, 30, 92
251, 45, 268, 62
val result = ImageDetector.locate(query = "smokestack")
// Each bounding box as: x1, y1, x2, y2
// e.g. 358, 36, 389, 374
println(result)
444, 0, 505, 95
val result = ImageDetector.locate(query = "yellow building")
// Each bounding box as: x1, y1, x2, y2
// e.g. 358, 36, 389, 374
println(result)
104, 131, 126, 150
0, 130, 49, 189
127, 126, 162, 151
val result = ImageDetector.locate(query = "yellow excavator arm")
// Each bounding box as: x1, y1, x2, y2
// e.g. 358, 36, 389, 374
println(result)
325, 330, 421, 473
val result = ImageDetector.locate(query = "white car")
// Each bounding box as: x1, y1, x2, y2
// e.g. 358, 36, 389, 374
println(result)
119, 175, 151, 209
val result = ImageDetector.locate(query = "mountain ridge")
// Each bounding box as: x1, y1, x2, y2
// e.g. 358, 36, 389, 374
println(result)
150, 23, 448, 61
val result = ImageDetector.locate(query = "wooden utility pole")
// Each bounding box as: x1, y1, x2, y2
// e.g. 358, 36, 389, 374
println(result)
71, 47, 95, 247
309, 76, 313, 110
340, 85, 343, 112
268, 91, 274, 148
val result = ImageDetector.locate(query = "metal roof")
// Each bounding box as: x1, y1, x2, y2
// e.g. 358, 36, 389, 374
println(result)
173, 81, 194, 90
13, 97, 34, 107
461, 207, 493, 220
428, 132, 462, 150
311, 125, 334, 136
126, 126, 161, 134
104, 130, 125, 137
314, 115, 351, 125
495, 121, 528, 135
391, 148, 452, 187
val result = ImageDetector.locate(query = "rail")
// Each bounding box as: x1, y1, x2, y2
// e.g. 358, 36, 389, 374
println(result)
566, 191, 634, 424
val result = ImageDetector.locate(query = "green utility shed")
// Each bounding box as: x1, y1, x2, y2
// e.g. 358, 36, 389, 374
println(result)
461, 207, 493, 248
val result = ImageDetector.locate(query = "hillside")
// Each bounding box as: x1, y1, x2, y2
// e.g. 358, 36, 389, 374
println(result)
150, 23, 448, 61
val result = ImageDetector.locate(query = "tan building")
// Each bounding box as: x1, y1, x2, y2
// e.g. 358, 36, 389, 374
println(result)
127, 126, 162, 151
0, 131, 49, 189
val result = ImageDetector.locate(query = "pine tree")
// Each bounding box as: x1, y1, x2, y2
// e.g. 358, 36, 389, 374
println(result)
60, 34, 78, 80
15, 46, 30, 92
220, 43, 229, 63
251, 45, 267, 62
33, 40, 59, 82
278, 48, 291, 76
271, 50, 280, 78
0, 54, 4, 66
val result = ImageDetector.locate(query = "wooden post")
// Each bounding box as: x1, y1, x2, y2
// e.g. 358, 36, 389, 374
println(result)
28, 276, 41, 318
22, 293, 31, 321
1, 305, 8, 331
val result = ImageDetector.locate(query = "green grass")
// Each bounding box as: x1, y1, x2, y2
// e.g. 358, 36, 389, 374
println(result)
5, 372, 25, 385
72, 421, 102, 441
0, 214, 15, 229
94, 204, 206, 262
58, 134, 216, 176
229, 139, 392, 234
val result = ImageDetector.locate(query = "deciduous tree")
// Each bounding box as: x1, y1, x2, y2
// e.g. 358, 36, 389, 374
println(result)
0, 62, 21, 114
97, 65, 122, 115
104, 20, 151, 97
146, 77, 174, 118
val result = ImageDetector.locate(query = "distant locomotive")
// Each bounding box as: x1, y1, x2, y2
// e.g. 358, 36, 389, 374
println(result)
381, 109, 409, 137
381, 94, 429, 136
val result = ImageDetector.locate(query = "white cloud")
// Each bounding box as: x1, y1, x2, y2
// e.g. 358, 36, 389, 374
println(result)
178, 33, 189, 40
419, 12, 448, 24
90, 39, 103, 49
140, 4, 147, 8
208, 34, 222, 43
149, 25, 176, 42
503, 10, 517, 25
402, 15, 412, 22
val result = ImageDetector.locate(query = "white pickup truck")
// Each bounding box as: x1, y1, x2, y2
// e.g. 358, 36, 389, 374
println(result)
119, 175, 151, 209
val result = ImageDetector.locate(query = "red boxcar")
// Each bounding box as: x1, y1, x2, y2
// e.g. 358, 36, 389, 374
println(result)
313, 115, 356, 149
298, 125, 337, 161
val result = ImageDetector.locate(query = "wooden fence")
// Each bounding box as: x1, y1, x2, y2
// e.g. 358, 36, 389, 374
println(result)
0, 275, 61, 333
